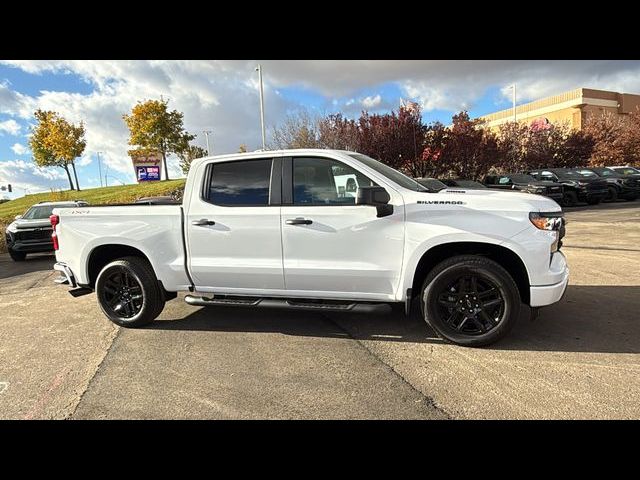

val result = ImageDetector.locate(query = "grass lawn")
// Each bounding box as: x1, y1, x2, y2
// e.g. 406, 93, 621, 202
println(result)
0, 179, 185, 253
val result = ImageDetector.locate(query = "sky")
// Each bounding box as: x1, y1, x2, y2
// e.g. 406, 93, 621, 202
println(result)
1, 60, 640, 200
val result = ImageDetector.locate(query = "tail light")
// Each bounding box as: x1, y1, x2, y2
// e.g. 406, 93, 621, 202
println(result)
50, 214, 59, 251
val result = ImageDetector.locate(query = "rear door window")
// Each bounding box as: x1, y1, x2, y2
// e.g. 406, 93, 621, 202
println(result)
206, 159, 272, 206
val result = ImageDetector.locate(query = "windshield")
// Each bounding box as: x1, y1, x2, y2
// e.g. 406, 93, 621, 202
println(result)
509, 174, 537, 183
590, 168, 617, 177
612, 167, 640, 176
416, 178, 447, 191
347, 153, 428, 192
555, 170, 583, 180
575, 169, 599, 178
22, 205, 56, 219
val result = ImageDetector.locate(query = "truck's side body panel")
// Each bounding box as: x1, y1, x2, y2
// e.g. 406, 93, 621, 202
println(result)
52, 205, 189, 291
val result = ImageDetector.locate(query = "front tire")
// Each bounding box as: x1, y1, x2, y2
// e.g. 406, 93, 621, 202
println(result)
8, 249, 26, 262
562, 191, 578, 207
605, 186, 618, 203
421, 255, 521, 347
96, 256, 165, 327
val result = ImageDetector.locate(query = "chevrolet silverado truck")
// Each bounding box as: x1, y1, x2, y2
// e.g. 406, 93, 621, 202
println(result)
51, 149, 569, 347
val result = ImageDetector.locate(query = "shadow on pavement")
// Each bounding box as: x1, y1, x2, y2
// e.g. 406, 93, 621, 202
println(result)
0, 253, 56, 280
149, 285, 640, 354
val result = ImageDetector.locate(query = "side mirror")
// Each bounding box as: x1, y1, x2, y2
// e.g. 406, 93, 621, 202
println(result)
15, 215, 22, 220
357, 186, 393, 218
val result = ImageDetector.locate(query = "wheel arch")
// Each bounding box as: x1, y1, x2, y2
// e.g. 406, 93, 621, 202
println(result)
410, 241, 531, 305
86, 244, 152, 289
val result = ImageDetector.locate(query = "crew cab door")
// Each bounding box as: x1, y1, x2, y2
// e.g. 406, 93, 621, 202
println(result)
185, 156, 285, 292
280, 155, 404, 301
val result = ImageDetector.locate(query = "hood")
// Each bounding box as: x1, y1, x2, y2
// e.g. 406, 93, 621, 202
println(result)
12, 218, 53, 229
409, 187, 562, 213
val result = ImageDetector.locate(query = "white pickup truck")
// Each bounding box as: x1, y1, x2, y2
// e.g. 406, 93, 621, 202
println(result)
52, 149, 568, 346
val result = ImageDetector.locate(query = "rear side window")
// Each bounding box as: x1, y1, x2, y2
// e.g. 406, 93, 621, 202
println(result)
207, 159, 272, 206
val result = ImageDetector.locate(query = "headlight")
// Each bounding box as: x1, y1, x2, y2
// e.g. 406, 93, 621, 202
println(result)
6, 223, 18, 233
529, 212, 564, 231
529, 212, 565, 253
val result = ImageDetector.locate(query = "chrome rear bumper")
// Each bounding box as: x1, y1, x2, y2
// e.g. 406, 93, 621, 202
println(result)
54, 262, 77, 288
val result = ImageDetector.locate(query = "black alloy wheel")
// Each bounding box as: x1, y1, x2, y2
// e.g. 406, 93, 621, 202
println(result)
95, 256, 166, 327
421, 255, 521, 347
434, 274, 505, 336
101, 267, 144, 318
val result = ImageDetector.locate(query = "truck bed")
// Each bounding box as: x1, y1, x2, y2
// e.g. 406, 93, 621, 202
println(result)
52, 204, 191, 291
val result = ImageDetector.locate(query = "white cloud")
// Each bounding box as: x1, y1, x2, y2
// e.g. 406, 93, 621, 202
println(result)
0, 159, 69, 195
2, 59, 640, 196
361, 94, 382, 109
76, 154, 93, 167
10, 143, 28, 155
0, 119, 21, 135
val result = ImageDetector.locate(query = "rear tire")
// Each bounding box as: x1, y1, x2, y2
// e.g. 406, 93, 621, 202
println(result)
421, 255, 521, 347
8, 249, 26, 262
562, 191, 578, 207
96, 256, 165, 327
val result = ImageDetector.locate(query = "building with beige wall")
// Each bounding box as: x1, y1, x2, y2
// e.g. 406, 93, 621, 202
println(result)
480, 88, 640, 130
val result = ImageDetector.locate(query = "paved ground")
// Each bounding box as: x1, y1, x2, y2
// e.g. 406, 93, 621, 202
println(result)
1, 201, 638, 419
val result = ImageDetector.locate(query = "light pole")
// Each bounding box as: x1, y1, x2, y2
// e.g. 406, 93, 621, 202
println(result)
510, 84, 517, 122
255, 64, 266, 150
203, 130, 213, 155
96, 151, 103, 187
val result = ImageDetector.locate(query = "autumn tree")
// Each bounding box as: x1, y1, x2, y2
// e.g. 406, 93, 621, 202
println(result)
406, 121, 447, 178
238, 144, 247, 153
355, 105, 426, 170
178, 144, 208, 175
123, 99, 194, 180
318, 114, 359, 150
270, 110, 322, 149
435, 112, 497, 180
29, 110, 86, 191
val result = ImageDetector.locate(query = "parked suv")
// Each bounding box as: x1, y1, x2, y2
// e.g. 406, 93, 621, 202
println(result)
483, 173, 563, 203
4, 200, 88, 261
527, 168, 608, 206
574, 167, 640, 202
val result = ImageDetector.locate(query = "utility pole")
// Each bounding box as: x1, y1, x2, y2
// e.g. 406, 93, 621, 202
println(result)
96, 151, 103, 187
255, 64, 266, 150
203, 130, 213, 155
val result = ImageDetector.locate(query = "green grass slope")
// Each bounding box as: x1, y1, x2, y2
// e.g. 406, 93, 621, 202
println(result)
0, 179, 185, 253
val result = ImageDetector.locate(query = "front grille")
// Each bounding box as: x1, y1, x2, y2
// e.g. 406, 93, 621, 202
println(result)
14, 228, 52, 241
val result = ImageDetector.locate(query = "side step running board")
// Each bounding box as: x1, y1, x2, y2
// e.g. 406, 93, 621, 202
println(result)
184, 295, 391, 314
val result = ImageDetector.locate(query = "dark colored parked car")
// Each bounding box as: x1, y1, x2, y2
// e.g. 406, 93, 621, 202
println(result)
4, 200, 88, 261
483, 173, 564, 203
415, 178, 448, 191
574, 168, 640, 202
439, 179, 488, 189
527, 168, 608, 207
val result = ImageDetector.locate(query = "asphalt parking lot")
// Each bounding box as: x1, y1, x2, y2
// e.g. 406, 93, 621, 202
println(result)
1, 201, 639, 419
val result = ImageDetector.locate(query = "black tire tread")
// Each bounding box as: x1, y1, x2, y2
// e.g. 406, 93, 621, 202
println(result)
96, 256, 165, 327
421, 255, 521, 347
8, 249, 26, 261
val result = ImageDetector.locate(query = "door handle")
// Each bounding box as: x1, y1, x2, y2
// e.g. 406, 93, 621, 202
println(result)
286, 218, 313, 225
192, 219, 216, 226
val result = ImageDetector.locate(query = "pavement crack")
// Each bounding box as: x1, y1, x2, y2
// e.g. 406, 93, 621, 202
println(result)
321, 313, 452, 419
66, 324, 121, 420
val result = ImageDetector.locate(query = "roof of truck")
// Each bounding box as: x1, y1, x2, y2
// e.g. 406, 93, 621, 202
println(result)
189, 149, 360, 169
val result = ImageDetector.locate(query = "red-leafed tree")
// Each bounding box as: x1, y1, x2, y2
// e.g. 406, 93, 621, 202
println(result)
318, 113, 359, 151
404, 121, 447, 178
436, 112, 498, 180
582, 112, 629, 167
355, 105, 426, 170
